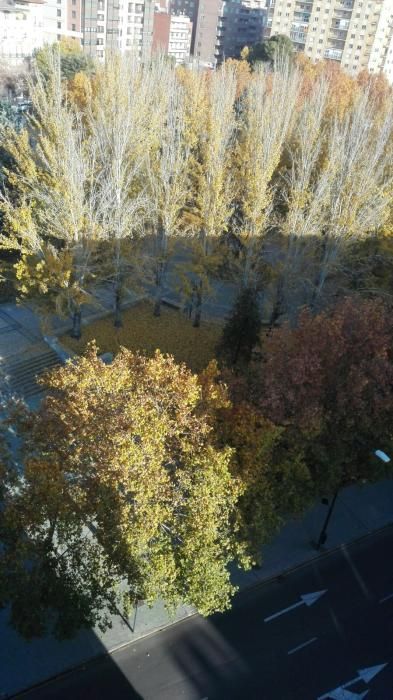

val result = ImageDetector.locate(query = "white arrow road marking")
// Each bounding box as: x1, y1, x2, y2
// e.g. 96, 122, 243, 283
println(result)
379, 592, 393, 603
318, 663, 388, 699
288, 637, 318, 655
322, 690, 368, 699
356, 664, 388, 683
264, 590, 327, 622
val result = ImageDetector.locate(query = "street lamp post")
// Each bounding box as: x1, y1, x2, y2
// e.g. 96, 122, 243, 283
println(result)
312, 449, 390, 551
313, 489, 339, 551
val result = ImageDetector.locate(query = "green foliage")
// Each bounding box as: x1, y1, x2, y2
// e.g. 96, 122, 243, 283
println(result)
246, 34, 294, 66
216, 287, 262, 365
34, 40, 94, 81
0, 100, 16, 129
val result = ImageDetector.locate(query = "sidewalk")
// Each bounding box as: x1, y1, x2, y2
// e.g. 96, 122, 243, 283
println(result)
1, 300, 393, 698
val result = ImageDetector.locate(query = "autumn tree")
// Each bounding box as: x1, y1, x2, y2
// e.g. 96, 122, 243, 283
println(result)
145, 60, 191, 317
257, 297, 393, 495
236, 58, 299, 290
199, 363, 313, 563
310, 91, 393, 309
90, 54, 153, 326
0, 345, 243, 637
188, 62, 237, 327
34, 39, 94, 82
270, 76, 330, 323
0, 51, 104, 338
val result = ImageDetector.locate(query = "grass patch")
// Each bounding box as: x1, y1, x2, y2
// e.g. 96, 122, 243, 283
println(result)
60, 300, 223, 373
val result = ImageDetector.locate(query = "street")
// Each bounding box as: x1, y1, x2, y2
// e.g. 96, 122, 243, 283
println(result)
14, 527, 393, 700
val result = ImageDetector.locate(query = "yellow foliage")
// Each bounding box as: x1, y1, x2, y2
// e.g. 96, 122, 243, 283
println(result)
67, 71, 93, 111
60, 300, 222, 372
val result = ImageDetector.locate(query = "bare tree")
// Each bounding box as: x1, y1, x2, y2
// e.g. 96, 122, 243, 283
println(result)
145, 61, 191, 317
270, 77, 330, 323
90, 54, 152, 326
0, 51, 104, 339
237, 57, 300, 291
311, 90, 393, 308
190, 62, 238, 327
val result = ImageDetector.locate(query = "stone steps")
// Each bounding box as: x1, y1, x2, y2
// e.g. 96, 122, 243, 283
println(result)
3, 343, 62, 398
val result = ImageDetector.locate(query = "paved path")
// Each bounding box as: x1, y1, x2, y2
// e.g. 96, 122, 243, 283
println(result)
12, 527, 393, 700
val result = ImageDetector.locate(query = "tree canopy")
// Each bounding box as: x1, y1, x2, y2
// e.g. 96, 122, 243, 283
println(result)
257, 297, 393, 493
0, 345, 242, 637
244, 34, 294, 66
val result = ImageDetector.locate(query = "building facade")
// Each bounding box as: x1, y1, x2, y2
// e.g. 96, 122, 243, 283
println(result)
265, 0, 393, 82
0, 0, 82, 63
193, 0, 266, 68
82, 0, 154, 60
153, 2, 193, 63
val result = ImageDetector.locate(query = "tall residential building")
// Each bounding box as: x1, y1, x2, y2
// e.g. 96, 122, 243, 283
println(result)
193, 0, 266, 68
82, 0, 154, 60
170, 0, 199, 52
153, 4, 193, 64
265, 0, 393, 82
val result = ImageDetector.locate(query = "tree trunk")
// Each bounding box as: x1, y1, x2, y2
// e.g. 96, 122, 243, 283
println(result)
192, 282, 203, 328
114, 287, 123, 328
232, 333, 243, 365
70, 309, 82, 340
154, 260, 164, 317
269, 275, 285, 328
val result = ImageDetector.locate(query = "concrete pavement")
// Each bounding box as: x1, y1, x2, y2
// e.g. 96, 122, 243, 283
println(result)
0, 299, 392, 698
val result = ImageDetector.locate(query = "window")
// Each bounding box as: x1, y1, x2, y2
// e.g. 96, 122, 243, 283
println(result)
57, 20, 61, 27
97, 37, 104, 44
97, 24, 104, 32
57, 8, 61, 16
72, 10, 76, 17
72, 23, 76, 30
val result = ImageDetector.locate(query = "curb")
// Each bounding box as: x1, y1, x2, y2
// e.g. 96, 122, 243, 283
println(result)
8, 521, 393, 699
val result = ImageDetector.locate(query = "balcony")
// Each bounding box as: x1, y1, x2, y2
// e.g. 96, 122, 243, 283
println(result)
332, 18, 349, 29
294, 11, 310, 22
324, 47, 343, 60
290, 30, 306, 43
329, 29, 347, 41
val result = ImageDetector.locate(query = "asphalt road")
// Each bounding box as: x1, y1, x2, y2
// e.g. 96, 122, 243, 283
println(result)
15, 527, 393, 700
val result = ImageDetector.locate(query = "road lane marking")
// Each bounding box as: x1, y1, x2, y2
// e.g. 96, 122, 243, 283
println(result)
287, 637, 317, 655
379, 592, 393, 603
264, 589, 327, 622
318, 663, 387, 699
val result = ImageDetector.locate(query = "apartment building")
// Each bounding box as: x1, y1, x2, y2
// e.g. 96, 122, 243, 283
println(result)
0, 0, 82, 63
153, 2, 193, 63
82, 0, 154, 60
0, 0, 46, 63
265, 0, 393, 82
170, 0, 199, 51
193, 0, 266, 68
